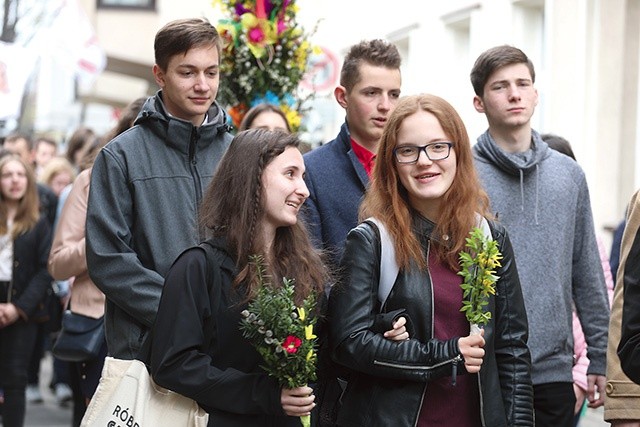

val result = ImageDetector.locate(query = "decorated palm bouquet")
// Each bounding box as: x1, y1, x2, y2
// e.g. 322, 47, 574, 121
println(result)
239, 258, 317, 427
212, 0, 317, 130
458, 227, 503, 330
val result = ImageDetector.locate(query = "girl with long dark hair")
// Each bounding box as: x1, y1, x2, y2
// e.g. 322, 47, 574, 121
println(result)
150, 129, 329, 426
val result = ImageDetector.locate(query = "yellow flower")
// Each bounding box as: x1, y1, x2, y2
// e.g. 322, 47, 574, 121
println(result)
305, 325, 316, 340
282, 106, 301, 131
458, 227, 502, 325
297, 306, 305, 321
240, 13, 277, 59
218, 21, 239, 54
295, 41, 310, 70
306, 349, 314, 362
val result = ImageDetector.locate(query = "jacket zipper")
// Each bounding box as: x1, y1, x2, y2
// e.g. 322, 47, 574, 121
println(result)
415, 240, 433, 427
477, 366, 486, 426
373, 354, 462, 370
188, 127, 204, 237
412, 238, 483, 425
414, 384, 427, 427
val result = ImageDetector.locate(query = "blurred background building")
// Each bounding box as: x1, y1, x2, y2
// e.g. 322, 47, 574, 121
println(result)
0, 0, 636, 245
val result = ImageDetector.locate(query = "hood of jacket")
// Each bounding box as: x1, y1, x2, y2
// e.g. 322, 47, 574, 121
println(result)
474, 129, 551, 224
133, 91, 232, 156
474, 129, 551, 176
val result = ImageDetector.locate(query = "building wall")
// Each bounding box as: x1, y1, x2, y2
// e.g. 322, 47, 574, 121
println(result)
75, 0, 640, 240
303, 0, 639, 240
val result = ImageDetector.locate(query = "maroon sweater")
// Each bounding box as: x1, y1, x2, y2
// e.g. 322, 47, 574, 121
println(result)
418, 250, 482, 427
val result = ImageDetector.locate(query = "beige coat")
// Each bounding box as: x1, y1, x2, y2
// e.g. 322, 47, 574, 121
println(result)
48, 169, 104, 319
605, 189, 640, 422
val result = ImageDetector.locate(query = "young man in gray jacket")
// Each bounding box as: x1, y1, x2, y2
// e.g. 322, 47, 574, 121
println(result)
86, 18, 232, 360
470, 45, 609, 427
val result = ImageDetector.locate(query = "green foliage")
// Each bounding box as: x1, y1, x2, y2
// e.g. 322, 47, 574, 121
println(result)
458, 227, 503, 326
239, 256, 317, 389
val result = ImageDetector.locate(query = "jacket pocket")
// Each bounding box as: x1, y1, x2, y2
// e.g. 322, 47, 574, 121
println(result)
606, 379, 640, 397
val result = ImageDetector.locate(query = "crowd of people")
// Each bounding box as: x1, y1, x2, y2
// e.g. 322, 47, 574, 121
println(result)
2, 15, 640, 427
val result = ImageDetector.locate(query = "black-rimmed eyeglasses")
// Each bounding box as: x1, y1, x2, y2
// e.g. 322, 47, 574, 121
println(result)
393, 142, 453, 164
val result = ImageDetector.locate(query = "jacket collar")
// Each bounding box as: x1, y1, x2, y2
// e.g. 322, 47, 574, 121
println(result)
338, 121, 370, 188
134, 91, 232, 155
412, 212, 452, 248
474, 129, 550, 176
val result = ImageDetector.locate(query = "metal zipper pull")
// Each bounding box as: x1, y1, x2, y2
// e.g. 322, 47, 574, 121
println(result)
451, 355, 460, 386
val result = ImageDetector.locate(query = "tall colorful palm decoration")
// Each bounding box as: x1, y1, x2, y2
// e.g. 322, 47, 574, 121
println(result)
212, 0, 316, 131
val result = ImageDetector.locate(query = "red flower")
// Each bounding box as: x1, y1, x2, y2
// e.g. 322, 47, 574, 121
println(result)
282, 335, 302, 354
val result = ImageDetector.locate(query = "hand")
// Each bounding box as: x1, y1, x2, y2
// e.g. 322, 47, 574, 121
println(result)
0, 303, 20, 328
281, 385, 315, 417
586, 374, 606, 408
573, 383, 586, 415
458, 330, 485, 374
384, 316, 409, 341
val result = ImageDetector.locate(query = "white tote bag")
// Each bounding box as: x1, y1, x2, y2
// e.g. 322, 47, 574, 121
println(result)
80, 357, 209, 427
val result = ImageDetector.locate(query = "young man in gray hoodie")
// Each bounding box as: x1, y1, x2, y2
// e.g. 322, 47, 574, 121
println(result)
86, 18, 232, 360
470, 45, 609, 427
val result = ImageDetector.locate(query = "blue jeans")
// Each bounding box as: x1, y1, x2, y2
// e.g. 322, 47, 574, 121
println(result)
0, 319, 38, 427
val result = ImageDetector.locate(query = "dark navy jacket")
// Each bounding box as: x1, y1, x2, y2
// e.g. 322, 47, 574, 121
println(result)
302, 123, 369, 268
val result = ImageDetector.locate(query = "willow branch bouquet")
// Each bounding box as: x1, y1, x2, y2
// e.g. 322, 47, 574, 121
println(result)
458, 227, 503, 329
240, 256, 317, 427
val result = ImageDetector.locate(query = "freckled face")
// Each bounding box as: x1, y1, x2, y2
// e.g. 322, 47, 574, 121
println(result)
395, 111, 457, 220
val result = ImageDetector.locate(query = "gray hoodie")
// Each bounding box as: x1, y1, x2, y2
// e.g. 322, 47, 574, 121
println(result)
473, 129, 609, 385
86, 92, 233, 359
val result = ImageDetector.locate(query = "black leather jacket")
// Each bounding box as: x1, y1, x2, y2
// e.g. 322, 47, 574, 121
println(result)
328, 215, 533, 427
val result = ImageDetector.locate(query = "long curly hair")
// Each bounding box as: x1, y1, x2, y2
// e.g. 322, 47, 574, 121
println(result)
200, 129, 329, 304
360, 94, 490, 270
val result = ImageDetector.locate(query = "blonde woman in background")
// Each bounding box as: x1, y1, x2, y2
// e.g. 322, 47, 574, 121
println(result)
39, 157, 77, 198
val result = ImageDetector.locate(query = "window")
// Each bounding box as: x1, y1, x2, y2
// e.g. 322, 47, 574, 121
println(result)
97, 0, 155, 10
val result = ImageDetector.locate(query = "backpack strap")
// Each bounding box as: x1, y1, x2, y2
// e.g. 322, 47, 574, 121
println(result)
199, 240, 218, 296
138, 241, 227, 365
197, 240, 228, 351
365, 217, 399, 310
477, 215, 493, 241
367, 215, 492, 311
